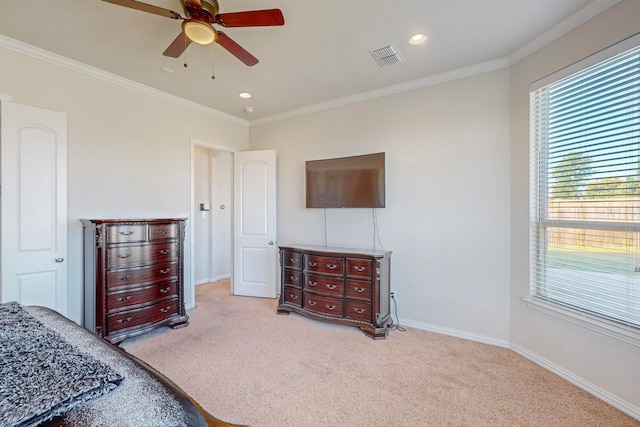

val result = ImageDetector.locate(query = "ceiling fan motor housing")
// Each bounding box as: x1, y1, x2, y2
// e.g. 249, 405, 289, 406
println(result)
181, 0, 218, 21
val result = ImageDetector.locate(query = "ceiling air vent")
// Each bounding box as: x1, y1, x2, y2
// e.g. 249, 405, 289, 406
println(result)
369, 43, 404, 67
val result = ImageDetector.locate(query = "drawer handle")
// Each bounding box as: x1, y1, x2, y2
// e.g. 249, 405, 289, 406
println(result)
159, 268, 171, 274
160, 306, 172, 313
289, 275, 298, 282
117, 253, 132, 259
325, 304, 336, 311
118, 231, 134, 236
354, 308, 366, 314
116, 295, 132, 302
159, 249, 170, 255
289, 258, 297, 263
326, 264, 338, 270
117, 274, 133, 281
353, 287, 366, 293
159, 286, 171, 294
308, 281, 317, 287
308, 301, 317, 306
325, 284, 337, 290
289, 294, 298, 300
308, 262, 318, 267
117, 316, 133, 324
156, 230, 168, 234
353, 266, 367, 272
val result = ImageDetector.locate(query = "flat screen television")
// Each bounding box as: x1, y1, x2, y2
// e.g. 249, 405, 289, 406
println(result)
305, 152, 385, 208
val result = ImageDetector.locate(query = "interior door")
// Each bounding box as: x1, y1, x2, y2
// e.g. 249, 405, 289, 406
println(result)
233, 149, 277, 297
1, 102, 68, 315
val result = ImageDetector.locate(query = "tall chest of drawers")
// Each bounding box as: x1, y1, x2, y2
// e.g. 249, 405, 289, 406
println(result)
277, 244, 392, 339
81, 218, 188, 344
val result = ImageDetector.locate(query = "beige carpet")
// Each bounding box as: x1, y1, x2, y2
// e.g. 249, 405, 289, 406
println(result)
122, 280, 638, 427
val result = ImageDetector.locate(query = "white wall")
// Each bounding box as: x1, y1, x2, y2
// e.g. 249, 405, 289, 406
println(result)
210, 151, 232, 280
193, 147, 232, 284
250, 68, 512, 343
0, 45, 250, 324
510, 0, 640, 416
194, 146, 212, 284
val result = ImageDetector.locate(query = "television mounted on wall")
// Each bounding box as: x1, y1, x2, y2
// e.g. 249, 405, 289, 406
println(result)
305, 152, 385, 208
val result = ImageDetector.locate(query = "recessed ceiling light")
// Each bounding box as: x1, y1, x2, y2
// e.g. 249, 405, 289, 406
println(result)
239, 92, 252, 99
408, 33, 427, 45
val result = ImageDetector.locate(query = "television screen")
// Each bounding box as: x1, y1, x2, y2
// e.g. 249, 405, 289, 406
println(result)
306, 152, 385, 208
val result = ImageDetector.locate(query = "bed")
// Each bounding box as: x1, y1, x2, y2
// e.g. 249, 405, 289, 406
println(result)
0, 301, 244, 427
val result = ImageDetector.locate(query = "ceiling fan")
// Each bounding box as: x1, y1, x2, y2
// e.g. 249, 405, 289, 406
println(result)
103, 0, 284, 66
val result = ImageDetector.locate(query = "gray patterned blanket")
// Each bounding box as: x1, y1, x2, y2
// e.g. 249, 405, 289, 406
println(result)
0, 302, 123, 427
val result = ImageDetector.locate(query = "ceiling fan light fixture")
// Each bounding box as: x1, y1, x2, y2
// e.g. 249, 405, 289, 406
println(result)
183, 20, 217, 45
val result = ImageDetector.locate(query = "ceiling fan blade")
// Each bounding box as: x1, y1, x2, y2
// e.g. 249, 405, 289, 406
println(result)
215, 9, 284, 27
103, 0, 182, 19
163, 31, 192, 58
184, 0, 202, 7
216, 32, 259, 66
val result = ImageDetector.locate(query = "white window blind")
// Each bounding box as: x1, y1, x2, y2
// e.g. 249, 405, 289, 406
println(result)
530, 36, 640, 330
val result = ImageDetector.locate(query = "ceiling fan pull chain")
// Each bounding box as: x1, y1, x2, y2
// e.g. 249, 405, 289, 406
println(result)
183, 36, 188, 68
211, 45, 216, 79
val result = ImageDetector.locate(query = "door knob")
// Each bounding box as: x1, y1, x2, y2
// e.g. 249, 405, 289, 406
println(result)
55, 257, 64, 263
268, 241, 275, 245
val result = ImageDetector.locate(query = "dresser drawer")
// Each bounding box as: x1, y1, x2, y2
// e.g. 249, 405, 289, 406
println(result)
304, 294, 343, 318
282, 286, 302, 307
305, 273, 344, 297
107, 242, 177, 267
346, 300, 372, 322
346, 279, 372, 301
283, 250, 303, 270
346, 258, 373, 279
107, 298, 178, 333
283, 268, 303, 288
106, 262, 178, 289
107, 224, 147, 243
304, 255, 344, 275
149, 223, 179, 241
107, 282, 177, 312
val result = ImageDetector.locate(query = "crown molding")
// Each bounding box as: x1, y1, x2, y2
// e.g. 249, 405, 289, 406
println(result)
508, 0, 623, 65
250, 57, 510, 127
0, 35, 248, 127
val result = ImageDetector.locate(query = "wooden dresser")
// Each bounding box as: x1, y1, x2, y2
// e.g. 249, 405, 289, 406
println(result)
81, 218, 188, 344
277, 244, 392, 339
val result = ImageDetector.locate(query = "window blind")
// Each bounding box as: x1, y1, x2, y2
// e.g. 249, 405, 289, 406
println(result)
530, 37, 640, 329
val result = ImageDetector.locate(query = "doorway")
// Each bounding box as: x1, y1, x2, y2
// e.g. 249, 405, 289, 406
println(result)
190, 140, 234, 309
190, 140, 278, 307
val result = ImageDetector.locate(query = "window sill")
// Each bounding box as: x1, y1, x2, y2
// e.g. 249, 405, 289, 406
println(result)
523, 297, 640, 348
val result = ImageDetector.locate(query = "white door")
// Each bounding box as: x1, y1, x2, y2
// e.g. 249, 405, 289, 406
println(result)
1, 102, 68, 315
233, 149, 277, 297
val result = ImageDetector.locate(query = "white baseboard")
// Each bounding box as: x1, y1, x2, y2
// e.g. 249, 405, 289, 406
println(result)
195, 274, 230, 286
511, 344, 640, 422
396, 316, 639, 421
397, 317, 510, 348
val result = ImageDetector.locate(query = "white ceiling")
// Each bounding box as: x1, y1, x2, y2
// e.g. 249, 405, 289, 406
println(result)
0, 0, 619, 123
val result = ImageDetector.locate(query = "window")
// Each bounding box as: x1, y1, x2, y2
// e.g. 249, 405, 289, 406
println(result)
530, 35, 640, 333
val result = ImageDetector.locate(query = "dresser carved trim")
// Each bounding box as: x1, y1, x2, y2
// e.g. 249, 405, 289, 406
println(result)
277, 244, 392, 340
82, 218, 188, 344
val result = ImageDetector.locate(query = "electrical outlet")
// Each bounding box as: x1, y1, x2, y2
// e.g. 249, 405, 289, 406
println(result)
390, 290, 396, 298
